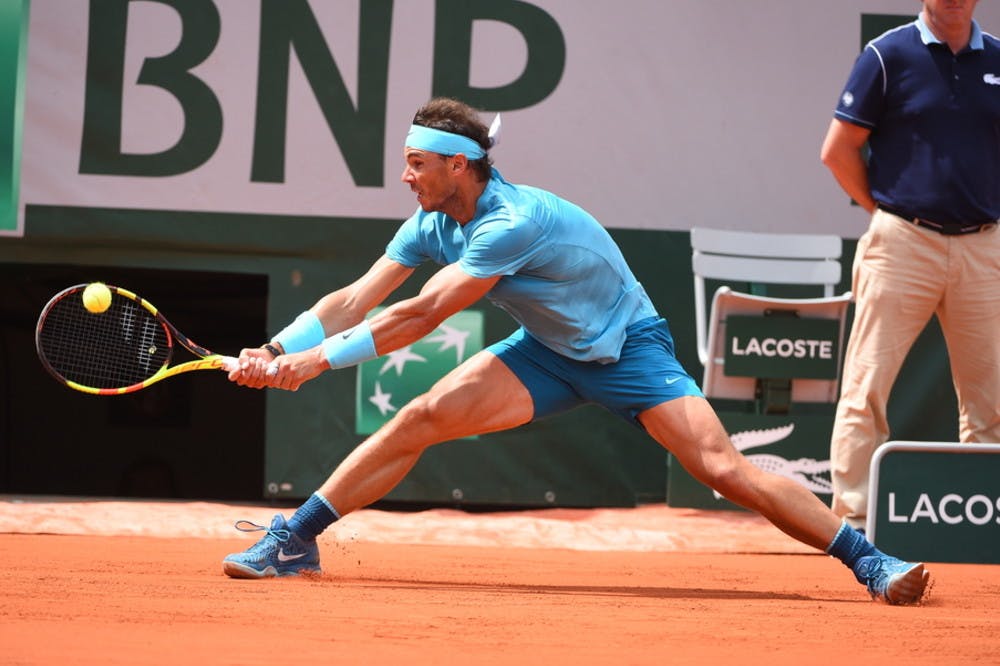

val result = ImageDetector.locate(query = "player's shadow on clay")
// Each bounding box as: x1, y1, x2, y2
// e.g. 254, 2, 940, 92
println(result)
333, 576, 855, 603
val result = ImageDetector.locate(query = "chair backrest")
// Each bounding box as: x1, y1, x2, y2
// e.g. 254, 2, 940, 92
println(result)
701, 287, 853, 403
691, 226, 846, 367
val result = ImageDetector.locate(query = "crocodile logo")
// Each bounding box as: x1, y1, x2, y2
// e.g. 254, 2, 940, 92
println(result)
712, 423, 832, 500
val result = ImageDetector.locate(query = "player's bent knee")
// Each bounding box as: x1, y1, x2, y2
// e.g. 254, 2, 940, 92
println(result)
392, 391, 469, 442
699, 460, 753, 506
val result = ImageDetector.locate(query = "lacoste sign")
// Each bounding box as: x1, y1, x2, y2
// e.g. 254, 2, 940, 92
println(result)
730, 336, 834, 360
666, 412, 834, 510
886, 492, 1000, 526
724, 315, 840, 379
868, 441, 1000, 564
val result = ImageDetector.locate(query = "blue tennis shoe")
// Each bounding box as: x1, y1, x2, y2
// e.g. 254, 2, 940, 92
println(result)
223, 514, 321, 579
853, 554, 929, 605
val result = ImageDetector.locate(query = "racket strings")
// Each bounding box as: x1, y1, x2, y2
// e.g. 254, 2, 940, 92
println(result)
38, 292, 171, 389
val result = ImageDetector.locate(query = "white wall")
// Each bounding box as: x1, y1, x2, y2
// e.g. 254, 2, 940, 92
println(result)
19, 1, 1000, 238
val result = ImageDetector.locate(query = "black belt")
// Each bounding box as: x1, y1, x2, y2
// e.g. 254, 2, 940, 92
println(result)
877, 204, 998, 236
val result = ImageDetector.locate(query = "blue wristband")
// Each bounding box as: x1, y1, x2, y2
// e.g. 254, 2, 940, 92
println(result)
321, 321, 378, 369
273, 311, 325, 354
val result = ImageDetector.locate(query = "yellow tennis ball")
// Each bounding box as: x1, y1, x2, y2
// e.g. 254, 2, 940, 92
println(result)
82, 282, 112, 314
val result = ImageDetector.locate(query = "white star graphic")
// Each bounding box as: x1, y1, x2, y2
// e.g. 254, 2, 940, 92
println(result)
368, 381, 397, 416
425, 323, 471, 363
379, 345, 427, 376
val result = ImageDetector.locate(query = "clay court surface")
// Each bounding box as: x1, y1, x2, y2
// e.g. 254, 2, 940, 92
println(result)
1, 496, 999, 665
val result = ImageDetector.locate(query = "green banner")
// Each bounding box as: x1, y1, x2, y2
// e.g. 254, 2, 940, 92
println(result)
724, 316, 840, 379
0, 0, 28, 235
869, 442, 1000, 564
667, 410, 834, 510
356, 309, 485, 435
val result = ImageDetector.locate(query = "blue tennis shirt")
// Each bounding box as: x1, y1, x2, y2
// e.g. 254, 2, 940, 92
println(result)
386, 169, 658, 363
834, 17, 1000, 226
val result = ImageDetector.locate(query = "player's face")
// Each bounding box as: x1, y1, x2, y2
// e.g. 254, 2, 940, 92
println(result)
401, 148, 458, 213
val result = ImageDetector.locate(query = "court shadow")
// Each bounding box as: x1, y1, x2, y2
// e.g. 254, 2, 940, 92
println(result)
325, 575, 856, 604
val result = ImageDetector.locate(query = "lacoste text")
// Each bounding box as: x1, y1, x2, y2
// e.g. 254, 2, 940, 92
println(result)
888, 492, 1000, 526
730, 337, 833, 359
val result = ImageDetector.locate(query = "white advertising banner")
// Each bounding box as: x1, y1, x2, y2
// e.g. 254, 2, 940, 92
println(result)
15, 0, 1000, 237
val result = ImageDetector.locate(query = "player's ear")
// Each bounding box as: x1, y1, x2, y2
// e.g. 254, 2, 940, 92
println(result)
451, 154, 467, 173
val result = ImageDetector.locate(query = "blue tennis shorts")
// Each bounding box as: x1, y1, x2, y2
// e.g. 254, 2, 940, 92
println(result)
487, 316, 704, 428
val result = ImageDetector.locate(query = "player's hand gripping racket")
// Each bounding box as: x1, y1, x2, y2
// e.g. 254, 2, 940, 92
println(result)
35, 283, 240, 395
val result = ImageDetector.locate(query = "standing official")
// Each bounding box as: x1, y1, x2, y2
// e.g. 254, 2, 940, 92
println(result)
821, 0, 1000, 529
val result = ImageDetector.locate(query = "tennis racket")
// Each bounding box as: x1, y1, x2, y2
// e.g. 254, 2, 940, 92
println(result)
35, 283, 240, 395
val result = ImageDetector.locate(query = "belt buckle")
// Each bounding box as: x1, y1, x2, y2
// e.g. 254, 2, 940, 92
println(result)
953, 221, 996, 235
912, 217, 944, 233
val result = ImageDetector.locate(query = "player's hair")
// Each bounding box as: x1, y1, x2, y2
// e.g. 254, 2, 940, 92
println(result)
412, 98, 493, 181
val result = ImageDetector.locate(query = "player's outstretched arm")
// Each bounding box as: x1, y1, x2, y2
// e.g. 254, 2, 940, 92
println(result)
255, 263, 497, 391
230, 255, 414, 389
368, 262, 500, 355
310, 254, 416, 336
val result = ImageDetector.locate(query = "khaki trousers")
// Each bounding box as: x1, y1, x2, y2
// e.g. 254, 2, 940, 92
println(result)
830, 209, 1000, 528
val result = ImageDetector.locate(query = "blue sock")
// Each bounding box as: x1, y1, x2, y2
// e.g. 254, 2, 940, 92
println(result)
286, 492, 340, 541
826, 521, 877, 570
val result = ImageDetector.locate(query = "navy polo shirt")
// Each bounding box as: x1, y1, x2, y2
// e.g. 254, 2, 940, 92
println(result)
834, 17, 1000, 227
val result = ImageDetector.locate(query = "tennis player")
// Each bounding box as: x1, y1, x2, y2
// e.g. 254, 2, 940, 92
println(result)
224, 97, 929, 604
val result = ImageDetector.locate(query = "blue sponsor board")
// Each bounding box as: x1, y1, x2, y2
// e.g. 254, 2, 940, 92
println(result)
867, 442, 1000, 564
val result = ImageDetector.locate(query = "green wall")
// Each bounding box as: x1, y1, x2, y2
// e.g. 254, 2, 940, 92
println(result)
0, 206, 959, 506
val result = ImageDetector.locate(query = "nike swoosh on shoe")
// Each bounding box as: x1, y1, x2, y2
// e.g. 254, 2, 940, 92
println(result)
277, 548, 308, 562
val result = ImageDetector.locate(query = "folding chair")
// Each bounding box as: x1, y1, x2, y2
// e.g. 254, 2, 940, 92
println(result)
690, 227, 853, 411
